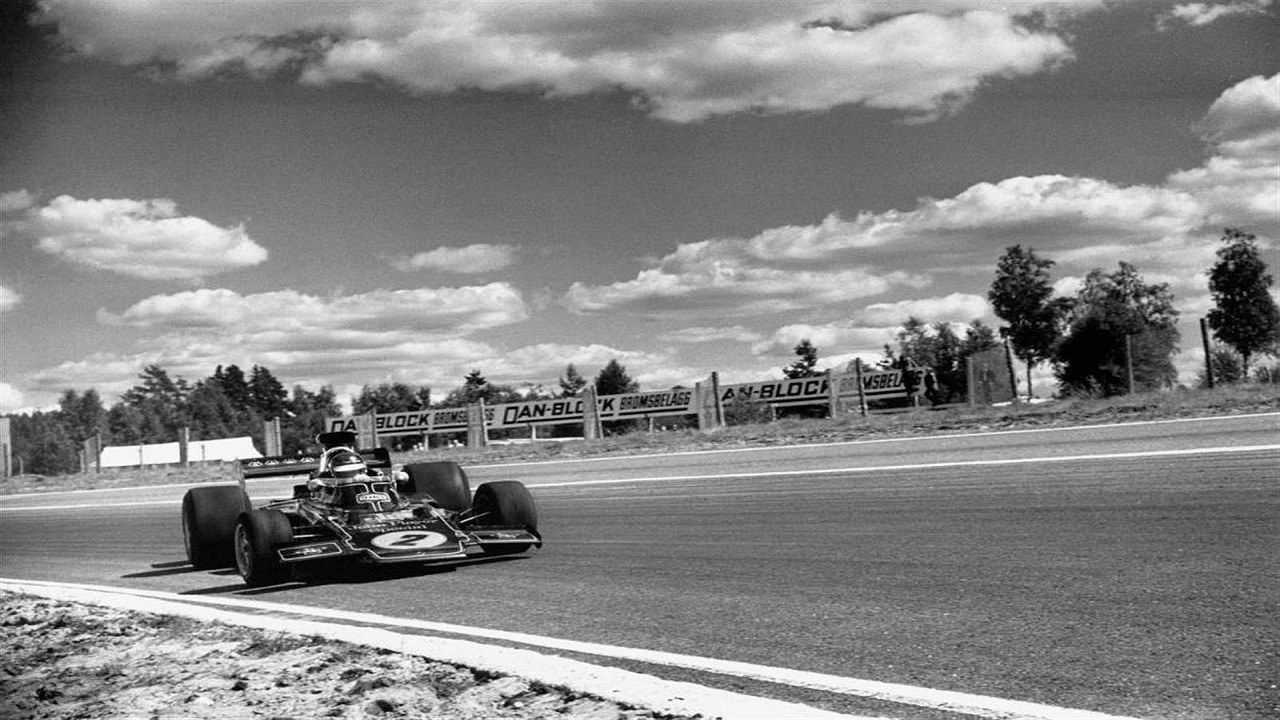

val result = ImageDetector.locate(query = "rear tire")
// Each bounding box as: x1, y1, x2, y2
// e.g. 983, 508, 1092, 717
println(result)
471, 481, 537, 555
234, 509, 294, 587
400, 462, 471, 512
182, 486, 251, 569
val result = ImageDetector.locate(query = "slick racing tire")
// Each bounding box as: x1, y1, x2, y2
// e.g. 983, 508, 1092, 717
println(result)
234, 509, 294, 587
401, 461, 471, 512
471, 481, 538, 555
182, 485, 251, 570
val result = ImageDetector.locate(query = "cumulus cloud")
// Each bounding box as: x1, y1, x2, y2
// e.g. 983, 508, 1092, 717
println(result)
751, 322, 900, 358
101, 284, 528, 335
854, 293, 991, 326
34, 1, 1088, 122
24, 279, 709, 403
0, 285, 20, 313
394, 243, 517, 274
747, 293, 991, 356
565, 173, 1205, 319
1, 194, 268, 280
0, 382, 24, 413
1168, 73, 1280, 230
571, 73, 1278, 328
1158, 1, 1274, 29
31, 283, 525, 396
0, 189, 34, 213
658, 326, 763, 344
567, 264, 929, 317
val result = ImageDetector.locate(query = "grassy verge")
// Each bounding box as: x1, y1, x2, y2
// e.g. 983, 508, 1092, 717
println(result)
3, 384, 1278, 496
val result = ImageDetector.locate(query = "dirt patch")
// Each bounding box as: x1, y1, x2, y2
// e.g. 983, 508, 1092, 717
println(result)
0, 591, 687, 720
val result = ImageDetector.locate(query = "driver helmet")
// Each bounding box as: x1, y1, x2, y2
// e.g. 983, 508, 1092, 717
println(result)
325, 448, 366, 479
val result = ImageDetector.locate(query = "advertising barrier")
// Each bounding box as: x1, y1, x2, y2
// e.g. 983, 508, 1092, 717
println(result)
326, 367, 931, 441
326, 387, 697, 437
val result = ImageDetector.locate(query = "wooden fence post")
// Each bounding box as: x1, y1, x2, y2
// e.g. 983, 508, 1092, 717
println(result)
582, 388, 603, 440
179, 427, 190, 467
853, 359, 868, 417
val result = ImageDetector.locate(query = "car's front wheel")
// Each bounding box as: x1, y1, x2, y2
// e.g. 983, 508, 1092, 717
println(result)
182, 485, 250, 569
234, 509, 294, 587
400, 461, 471, 512
471, 481, 538, 555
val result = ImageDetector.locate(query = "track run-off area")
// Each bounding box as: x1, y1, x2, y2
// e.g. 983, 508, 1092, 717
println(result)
2, 413, 1277, 719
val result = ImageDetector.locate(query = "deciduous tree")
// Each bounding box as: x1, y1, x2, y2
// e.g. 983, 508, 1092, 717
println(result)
989, 245, 1068, 399
1055, 262, 1180, 396
1207, 228, 1280, 378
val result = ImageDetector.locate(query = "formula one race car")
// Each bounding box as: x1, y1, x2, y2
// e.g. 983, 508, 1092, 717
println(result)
180, 432, 541, 586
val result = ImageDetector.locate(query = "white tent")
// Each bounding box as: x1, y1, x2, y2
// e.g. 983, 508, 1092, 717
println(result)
99, 436, 262, 468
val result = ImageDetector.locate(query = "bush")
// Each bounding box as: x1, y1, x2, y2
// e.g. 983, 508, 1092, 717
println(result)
723, 398, 774, 426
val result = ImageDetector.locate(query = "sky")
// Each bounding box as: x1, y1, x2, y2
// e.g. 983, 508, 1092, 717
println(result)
0, 0, 1277, 414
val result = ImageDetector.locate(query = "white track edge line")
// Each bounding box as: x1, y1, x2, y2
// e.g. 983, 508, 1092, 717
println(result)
0, 578, 1144, 720
472, 411, 1280, 470
524, 444, 1280, 488
0, 579, 866, 720
3, 444, 1276, 511
4, 412, 1276, 500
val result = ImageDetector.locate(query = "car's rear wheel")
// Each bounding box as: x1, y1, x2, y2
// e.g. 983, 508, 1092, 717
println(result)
400, 461, 471, 512
471, 481, 537, 555
182, 485, 251, 569
234, 509, 294, 587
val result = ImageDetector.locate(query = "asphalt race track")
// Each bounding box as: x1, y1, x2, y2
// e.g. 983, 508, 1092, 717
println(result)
3, 414, 1278, 719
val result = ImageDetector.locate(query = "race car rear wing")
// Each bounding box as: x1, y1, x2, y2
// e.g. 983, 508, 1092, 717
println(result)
238, 447, 393, 480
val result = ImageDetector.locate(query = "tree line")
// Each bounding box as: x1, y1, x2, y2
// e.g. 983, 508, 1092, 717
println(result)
8, 364, 341, 476
989, 228, 1279, 398
5, 358, 645, 476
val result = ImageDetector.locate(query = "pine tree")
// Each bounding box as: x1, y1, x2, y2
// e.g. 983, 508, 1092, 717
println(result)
248, 365, 288, 419
121, 365, 190, 441
1207, 228, 1280, 378
782, 339, 820, 379
558, 364, 587, 397
595, 358, 639, 395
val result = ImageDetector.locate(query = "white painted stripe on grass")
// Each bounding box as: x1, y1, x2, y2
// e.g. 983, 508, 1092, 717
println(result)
525, 443, 1280, 489
473, 411, 1280, 470
1, 578, 1142, 720
0, 579, 864, 720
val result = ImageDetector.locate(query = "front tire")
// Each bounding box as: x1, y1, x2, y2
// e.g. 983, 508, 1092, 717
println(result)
400, 461, 471, 512
471, 481, 538, 555
234, 509, 294, 587
182, 486, 251, 569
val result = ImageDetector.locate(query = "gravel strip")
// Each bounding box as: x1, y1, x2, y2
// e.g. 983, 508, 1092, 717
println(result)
0, 591, 690, 720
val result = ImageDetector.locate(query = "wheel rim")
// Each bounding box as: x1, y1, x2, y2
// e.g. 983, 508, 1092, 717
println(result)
234, 524, 253, 578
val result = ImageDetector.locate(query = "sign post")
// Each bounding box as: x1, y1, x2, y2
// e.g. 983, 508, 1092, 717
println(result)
582, 388, 603, 439
853, 359, 868, 417
263, 418, 282, 456
466, 400, 488, 448
179, 427, 190, 467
